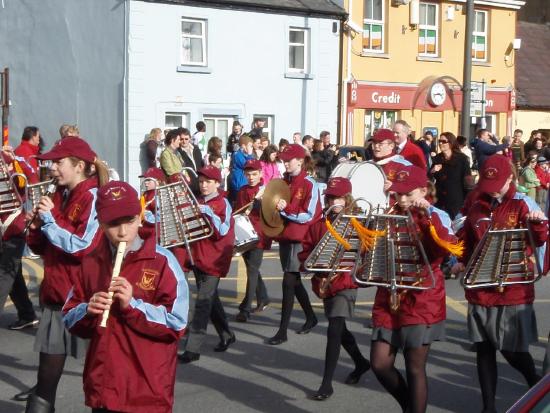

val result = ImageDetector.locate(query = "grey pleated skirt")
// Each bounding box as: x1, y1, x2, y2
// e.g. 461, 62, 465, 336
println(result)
34, 306, 87, 358
371, 321, 446, 350
324, 289, 357, 319
467, 303, 538, 352
279, 241, 303, 272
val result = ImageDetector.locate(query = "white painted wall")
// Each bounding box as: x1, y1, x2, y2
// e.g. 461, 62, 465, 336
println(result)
127, 1, 340, 186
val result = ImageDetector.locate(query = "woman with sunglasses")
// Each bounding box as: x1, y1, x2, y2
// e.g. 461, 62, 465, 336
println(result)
430, 132, 473, 219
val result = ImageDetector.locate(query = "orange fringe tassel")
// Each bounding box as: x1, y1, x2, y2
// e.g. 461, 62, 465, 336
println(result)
325, 218, 351, 250
429, 222, 464, 257
350, 218, 385, 251
139, 195, 146, 221
13, 160, 25, 188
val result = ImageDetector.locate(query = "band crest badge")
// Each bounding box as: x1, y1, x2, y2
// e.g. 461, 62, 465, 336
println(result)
506, 212, 518, 228
69, 204, 82, 222
484, 167, 498, 180
295, 188, 304, 200
395, 170, 409, 182
137, 269, 158, 291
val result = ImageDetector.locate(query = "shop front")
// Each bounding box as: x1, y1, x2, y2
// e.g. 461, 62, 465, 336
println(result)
346, 79, 514, 145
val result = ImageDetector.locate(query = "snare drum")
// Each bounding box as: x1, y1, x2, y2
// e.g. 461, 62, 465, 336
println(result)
233, 214, 259, 256
330, 161, 387, 208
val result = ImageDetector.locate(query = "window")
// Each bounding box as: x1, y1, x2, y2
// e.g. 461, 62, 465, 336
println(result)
164, 112, 189, 129
472, 10, 488, 62
181, 18, 207, 66
288, 28, 309, 72
204, 116, 235, 155
363, 0, 384, 52
364, 110, 396, 141
252, 115, 274, 142
418, 3, 439, 56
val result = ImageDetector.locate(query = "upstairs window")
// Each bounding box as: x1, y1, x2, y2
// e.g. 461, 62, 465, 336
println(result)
472, 10, 488, 62
181, 18, 207, 66
363, 0, 384, 53
418, 3, 439, 57
288, 28, 309, 73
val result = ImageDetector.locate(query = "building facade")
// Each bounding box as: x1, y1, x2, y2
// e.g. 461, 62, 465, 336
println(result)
0, 0, 345, 184
513, 15, 550, 139
126, 0, 345, 183
340, 0, 524, 145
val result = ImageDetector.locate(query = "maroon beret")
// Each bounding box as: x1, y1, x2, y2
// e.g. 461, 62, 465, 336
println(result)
278, 144, 306, 161
371, 128, 396, 143
244, 159, 262, 171
37, 136, 96, 163
325, 177, 352, 197
197, 165, 222, 182
139, 167, 166, 182
389, 165, 428, 194
96, 181, 141, 223
478, 155, 513, 195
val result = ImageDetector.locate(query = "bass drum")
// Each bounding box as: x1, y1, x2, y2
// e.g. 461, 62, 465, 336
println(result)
330, 161, 387, 208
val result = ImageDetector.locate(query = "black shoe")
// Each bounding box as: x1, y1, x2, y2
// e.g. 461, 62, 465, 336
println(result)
345, 360, 371, 385
296, 318, 318, 335
267, 334, 287, 345
214, 332, 236, 352
310, 389, 333, 401
253, 301, 270, 313
9, 319, 39, 330
25, 393, 54, 413
235, 311, 249, 323
13, 385, 36, 402
178, 351, 200, 364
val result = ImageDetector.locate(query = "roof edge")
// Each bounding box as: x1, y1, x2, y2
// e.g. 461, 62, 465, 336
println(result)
135, 0, 348, 19
449, 0, 526, 10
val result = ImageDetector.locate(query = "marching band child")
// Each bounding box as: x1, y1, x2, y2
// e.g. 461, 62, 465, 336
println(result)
0, 150, 38, 325
452, 154, 546, 413
298, 177, 370, 401
22, 137, 109, 412
139, 167, 166, 227
178, 165, 236, 363
63, 181, 189, 413
234, 159, 271, 322
370, 164, 458, 413
268, 144, 321, 345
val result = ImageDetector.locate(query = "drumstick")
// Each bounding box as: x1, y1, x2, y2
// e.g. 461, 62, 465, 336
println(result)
100, 241, 127, 328
232, 200, 254, 216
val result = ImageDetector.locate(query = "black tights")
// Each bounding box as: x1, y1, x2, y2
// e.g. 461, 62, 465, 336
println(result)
318, 317, 369, 393
476, 341, 540, 412
370, 340, 430, 413
273, 272, 316, 338
35, 352, 67, 405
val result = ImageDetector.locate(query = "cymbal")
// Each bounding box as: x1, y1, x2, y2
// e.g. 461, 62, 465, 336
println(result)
260, 178, 290, 237
260, 208, 285, 237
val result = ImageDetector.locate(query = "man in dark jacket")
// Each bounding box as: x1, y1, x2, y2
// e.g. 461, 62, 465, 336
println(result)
471, 129, 509, 170
314, 131, 338, 183
177, 128, 203, 195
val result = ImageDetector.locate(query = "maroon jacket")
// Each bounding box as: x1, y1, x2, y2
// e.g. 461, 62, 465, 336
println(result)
191, 191, 235, 277
63, 231, 188, 413
460, 184, 548, 307
235, 182, 271, 249
398, 140, 427, 170
372, 205, 454, 329
298, 215, 358, 299
277, 170, 321, 243
27, 177, 102, 305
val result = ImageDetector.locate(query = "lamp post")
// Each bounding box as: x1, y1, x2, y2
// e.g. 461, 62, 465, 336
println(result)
461, 0, 475, 138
